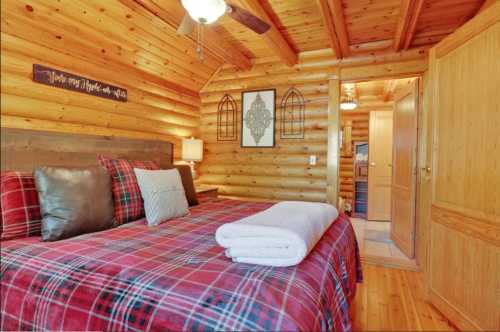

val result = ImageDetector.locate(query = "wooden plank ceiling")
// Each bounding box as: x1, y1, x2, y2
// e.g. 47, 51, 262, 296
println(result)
204, 0, 485, 60
134, 0, 485, 92
15, 0, 484, 96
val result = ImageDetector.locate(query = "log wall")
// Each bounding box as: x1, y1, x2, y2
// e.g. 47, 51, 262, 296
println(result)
0, 0, 212, 160
198, 47, 426, 202
199, 52, 336, 202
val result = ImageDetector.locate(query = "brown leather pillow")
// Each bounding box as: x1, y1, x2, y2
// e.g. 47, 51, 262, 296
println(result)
34, 166, 116, 241
171, 165, 199, 206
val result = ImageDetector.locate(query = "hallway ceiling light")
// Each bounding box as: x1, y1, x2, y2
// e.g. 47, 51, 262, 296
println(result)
340, 95, 358, 110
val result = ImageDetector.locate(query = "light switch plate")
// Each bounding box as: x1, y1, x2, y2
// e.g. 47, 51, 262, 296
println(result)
309, 155, 317, 166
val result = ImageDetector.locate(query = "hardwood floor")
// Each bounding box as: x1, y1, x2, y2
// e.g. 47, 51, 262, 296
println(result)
351, 264, 457, 331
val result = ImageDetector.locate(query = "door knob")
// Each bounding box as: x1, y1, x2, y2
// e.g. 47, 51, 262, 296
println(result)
370, 162, 376, 166
388, 164, 392, 167
421, 167, 431, 172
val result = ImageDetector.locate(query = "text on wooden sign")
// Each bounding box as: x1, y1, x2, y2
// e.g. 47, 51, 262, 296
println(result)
32, 64, 127, 102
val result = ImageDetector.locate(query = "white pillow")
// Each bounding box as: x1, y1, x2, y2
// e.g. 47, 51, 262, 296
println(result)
134, 168, 189, 226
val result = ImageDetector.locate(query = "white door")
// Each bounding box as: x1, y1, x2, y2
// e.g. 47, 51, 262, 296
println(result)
367, 111, 393, 221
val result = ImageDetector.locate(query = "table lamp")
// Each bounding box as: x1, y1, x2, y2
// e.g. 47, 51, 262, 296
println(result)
182, 137, 203, 178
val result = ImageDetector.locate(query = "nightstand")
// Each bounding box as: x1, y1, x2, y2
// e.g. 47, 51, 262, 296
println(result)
195, 184, 218, 199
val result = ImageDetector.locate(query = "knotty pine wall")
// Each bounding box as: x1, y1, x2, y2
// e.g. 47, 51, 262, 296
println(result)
0, 0, 221, 160
198, 52, 336, 202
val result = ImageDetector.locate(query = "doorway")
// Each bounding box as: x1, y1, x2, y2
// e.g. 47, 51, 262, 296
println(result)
340, 77, 420, 265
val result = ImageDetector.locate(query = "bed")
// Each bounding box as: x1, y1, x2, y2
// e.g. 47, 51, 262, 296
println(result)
0, 129, 362, 332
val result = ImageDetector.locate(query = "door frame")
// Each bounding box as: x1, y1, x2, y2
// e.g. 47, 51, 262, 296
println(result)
332, 72, 428, 269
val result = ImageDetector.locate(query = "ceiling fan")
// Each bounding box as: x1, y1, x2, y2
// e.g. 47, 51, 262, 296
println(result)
177, 0, 271, 36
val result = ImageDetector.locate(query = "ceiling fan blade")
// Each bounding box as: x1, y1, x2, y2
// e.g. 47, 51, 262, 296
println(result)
177, 13, 195, 35
227, 4, 271, 34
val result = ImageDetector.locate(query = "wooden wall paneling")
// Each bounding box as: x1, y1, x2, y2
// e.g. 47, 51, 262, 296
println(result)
427, 5, 500, 330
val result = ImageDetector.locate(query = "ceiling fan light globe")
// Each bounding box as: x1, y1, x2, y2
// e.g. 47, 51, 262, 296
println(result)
181, 0, 227, 24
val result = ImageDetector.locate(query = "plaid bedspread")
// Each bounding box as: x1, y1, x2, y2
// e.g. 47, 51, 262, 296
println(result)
1, 198, 362, 332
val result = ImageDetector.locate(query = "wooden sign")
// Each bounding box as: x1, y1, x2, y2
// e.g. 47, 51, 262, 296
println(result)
32, 64, 127, 102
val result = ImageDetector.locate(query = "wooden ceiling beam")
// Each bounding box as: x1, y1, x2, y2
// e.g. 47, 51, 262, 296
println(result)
328, 0, 350, 57
233, 0, 297, 67
129, 0, 252, 70
316, 0, 341, 58
382, 79, 397, 102
403, 0, 425, 50
316, 0, 350, 58
394, 0, 425, 51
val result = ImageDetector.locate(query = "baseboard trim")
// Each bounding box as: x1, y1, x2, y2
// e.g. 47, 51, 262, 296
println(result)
362, 254, 420, 271
429, 289, 482, 331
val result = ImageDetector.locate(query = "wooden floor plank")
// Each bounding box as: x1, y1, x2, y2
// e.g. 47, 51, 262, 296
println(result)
351, 264, 456, 331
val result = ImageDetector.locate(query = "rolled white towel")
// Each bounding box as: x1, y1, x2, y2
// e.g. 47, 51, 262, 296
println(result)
215, 201, 339, 267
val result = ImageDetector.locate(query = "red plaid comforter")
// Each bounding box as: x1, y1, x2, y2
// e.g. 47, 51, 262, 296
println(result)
1, 198, 362, 332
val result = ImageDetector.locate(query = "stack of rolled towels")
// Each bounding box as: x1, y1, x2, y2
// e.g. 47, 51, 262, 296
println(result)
215, 201, 339, 267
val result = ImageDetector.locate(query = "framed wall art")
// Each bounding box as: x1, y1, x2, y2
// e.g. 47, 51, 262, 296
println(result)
241, 89, 276, 148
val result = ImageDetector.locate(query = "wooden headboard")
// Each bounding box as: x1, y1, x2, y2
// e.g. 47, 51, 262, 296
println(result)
1, 128, 174, 172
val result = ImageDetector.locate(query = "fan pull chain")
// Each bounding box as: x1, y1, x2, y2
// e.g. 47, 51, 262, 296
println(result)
196, 24, 205, 62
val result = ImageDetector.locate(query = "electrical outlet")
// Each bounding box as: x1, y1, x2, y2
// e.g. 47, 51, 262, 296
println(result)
309, 155, 317, 166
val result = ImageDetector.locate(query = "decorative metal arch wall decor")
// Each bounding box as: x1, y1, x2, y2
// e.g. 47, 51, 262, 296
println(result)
217, 94, 238, 141
280, 87, 305, 139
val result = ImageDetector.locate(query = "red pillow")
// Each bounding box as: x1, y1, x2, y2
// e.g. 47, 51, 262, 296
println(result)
98, 156, 159, 224
1, 171, 42, 240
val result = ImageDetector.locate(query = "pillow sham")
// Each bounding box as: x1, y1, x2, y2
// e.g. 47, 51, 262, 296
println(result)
98, 156, 159, 224
171, 165, 199, 206
134, 168, 189, 226
34, 166, 116, 241
0, 171, 41, 241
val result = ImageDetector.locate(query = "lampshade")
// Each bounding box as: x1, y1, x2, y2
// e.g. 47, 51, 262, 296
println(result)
181, 0, 227, 24
182, 138, 203, 162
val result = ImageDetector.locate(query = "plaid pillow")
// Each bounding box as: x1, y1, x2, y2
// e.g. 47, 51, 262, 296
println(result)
1, 171, 42, 240
98, 156, 159, 224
